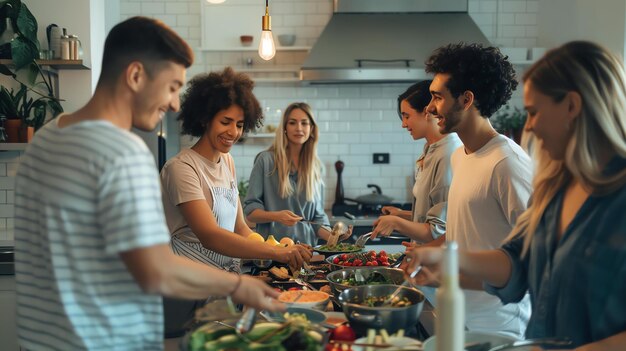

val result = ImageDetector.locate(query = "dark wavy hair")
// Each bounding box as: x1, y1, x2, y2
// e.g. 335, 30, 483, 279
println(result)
397, 80, 433, 119
425, 43, 518, 117
178, 67, 264, 137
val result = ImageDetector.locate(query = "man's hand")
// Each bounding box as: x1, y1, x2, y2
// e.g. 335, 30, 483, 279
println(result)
273, 210, 302, 226
401, 246, 444, 288
231, 275, 286, 312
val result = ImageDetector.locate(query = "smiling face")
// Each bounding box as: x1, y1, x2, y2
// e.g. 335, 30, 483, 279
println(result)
426, 73, 464, 134
205, 104, 245, 155
400, 99, 430, 140
285, 108, 313, 146
132, 62, 186, 131
523, 81, 575, 160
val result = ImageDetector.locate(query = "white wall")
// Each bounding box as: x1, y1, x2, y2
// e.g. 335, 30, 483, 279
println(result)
537, 0, 626, 58
0, 0, 541, 241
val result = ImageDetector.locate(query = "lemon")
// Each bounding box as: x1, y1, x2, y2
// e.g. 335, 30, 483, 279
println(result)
279, 237, 295, 247
265, 235, 281, 247
247, 232, 265, 243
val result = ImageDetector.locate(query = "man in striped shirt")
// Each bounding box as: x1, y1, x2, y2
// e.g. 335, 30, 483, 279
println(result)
14, 17, 284, 351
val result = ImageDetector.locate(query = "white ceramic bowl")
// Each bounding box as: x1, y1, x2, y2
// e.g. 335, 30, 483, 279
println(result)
277, 290, 330, 310
278, 34, 296, 46
422, 331, 517, 351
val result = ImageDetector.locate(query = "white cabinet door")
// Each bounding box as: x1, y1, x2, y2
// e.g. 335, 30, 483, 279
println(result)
0, 276, 19, 351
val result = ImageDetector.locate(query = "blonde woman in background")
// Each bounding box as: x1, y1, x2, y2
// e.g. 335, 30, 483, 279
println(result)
244, 102, 351, 246
403, 41, 626, 349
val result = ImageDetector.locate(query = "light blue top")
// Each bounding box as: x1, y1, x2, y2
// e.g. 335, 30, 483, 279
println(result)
486, 157, 626, 347
15, 117, 170, 351
243, 150, 329, 245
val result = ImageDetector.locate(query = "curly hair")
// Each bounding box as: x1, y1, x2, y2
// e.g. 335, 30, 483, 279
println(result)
425, 43, 518, 117
178, 67, 264, 137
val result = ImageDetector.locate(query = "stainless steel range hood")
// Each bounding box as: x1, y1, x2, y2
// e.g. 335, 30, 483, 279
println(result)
300, 0, 490, 83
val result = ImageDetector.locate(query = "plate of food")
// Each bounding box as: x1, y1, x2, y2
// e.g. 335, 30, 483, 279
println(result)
326, 250, 404, 271
314, 242, 363, 256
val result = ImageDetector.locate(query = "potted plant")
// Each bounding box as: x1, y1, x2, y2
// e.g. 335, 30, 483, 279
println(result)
0, 83, 61, 142
0, 0, 62, 142
492, 105, 526, 144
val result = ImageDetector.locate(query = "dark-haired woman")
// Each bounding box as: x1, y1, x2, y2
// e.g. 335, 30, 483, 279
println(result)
160, 68, 312, 334
372, 80, 462, 243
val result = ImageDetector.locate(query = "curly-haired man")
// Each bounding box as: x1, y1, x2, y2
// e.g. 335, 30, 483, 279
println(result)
418, 43, 533, 338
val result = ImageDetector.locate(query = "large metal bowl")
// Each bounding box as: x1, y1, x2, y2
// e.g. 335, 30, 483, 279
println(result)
326, 267, 405, 298
338, 284, 425, 336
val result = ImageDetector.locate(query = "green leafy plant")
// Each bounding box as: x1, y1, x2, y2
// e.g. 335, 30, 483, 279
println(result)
238, 179, 250, 199
0, 0, 62, 128
0, 83, 61, 129
492, 105, 526, 133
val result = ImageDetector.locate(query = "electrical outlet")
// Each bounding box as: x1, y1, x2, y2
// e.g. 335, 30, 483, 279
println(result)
373, 153, 390, 164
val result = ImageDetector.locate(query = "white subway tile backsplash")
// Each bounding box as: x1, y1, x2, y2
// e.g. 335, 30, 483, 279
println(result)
140, 2, 165, 15
501, 1, 527, 13
515, 13, 536, 25
0, 191, 6, 204
0, 177, 15, 190
165, 3, 188, 14
0, 164, 5, 177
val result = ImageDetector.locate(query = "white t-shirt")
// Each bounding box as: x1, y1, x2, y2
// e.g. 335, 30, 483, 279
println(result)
448, 134, 533, 338
14, 117, 171, 351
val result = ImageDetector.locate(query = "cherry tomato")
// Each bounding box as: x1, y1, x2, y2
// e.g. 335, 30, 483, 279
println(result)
379, 250, 387, 256
331, 325, 357, 342
371, 260, 379, 266
333, 257, 340, 264
341, 254, 348, 260
353, 259, 362, 266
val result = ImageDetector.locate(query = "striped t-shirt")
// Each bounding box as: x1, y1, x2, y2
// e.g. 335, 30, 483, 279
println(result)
14, 117, 171, 350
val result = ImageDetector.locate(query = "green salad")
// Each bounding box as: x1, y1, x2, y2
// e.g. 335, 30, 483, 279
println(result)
315, 242, 362, 252
188, 314, 323, 351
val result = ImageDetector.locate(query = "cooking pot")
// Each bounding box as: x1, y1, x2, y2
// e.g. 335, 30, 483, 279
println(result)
345, 184, 394, 207
338, 284, 424, 336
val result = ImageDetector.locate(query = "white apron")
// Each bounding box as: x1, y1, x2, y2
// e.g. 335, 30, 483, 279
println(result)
170, 160, 241, 273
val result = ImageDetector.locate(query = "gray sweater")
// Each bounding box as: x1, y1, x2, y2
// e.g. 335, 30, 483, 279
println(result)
243, 150, 329, 245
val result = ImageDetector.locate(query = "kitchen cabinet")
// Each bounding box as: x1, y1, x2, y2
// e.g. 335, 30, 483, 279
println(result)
0, 275, 19, 351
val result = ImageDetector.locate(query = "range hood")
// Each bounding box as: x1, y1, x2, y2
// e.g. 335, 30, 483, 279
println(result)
300, 0, 490, 83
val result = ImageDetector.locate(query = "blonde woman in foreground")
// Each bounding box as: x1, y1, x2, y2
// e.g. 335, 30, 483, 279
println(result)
403, 40, 626, 350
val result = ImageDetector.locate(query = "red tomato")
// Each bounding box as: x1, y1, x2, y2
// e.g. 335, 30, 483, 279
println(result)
341, 254, 348, 260
331, 325, 357, 342
353, 259, 362, 266
379, 250, 387, 256
333, 257, 340, 264
381, 261, 390, 266
371, 260, 379, 266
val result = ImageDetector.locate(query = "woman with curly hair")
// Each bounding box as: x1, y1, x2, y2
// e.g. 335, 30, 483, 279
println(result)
404, 41, 626, 349
419, 43, 533, 338
243, 102, 351, 245
160, 68, 311, 335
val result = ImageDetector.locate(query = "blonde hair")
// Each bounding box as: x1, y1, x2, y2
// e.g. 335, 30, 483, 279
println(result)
508, 41, 626, 254
269, 102, 323, 201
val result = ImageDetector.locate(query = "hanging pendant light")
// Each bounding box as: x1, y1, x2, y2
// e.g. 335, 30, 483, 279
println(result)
206, 0, 226, 4
258, 0, 276, 60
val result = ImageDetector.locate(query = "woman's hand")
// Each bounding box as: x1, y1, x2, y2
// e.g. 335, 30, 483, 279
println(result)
273, 244, 313, 271
273, 210, 302, 226
231, 275, 286, 312
401, 246, 444, 287
338, 225, 353, 241
381, 206, 402, 216
371, 215, 397, 239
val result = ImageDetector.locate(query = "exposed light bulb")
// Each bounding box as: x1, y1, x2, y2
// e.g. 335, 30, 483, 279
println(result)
258, 0, 276, 60
206, 0, 226, 4
259, 30, 276, 60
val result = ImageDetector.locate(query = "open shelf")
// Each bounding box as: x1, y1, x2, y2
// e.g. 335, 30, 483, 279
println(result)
0, 143, 28, 151
0, 59, 90, 70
